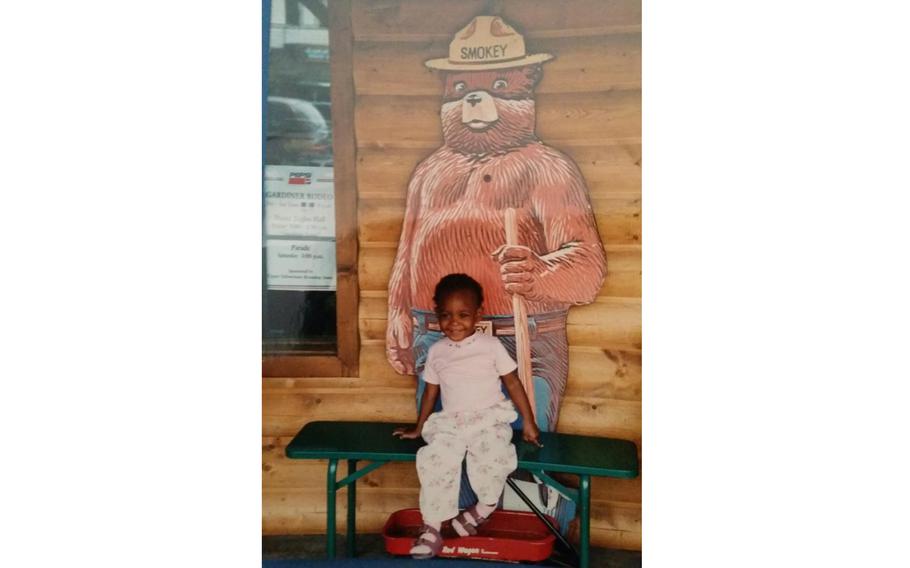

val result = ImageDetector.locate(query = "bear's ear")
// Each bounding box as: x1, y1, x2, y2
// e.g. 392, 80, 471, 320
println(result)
523, 64, 543, 90
438, 70, 463, 91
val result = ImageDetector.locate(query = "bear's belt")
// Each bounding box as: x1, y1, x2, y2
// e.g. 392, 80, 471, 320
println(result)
413, 309, 567, 339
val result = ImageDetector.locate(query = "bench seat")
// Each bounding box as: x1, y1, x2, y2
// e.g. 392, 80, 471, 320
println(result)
285, 420, 639, 568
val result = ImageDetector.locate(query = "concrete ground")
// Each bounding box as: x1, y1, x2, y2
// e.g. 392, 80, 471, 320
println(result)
263, 534, 641, 568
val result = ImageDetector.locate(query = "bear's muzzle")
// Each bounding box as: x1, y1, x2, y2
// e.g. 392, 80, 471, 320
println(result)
461, 91, 499, 129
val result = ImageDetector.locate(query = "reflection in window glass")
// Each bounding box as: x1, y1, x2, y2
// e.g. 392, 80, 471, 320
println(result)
263, 0, 336, 354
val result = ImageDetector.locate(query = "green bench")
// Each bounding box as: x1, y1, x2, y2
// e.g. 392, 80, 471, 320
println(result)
285, 420, 639, 568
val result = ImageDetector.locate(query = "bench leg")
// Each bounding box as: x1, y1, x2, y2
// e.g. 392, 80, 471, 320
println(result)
347, 459, 357, 557
326, 459, 338, 558
505, 477, 578, 564
579, 475, 591, 568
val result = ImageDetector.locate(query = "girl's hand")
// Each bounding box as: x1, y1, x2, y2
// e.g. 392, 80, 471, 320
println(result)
523, 422, 543, 447
392, 426, 421, 439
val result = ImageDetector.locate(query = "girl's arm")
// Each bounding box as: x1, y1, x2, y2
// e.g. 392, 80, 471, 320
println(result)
392, 383, 440, 439
501, 371, 542, 446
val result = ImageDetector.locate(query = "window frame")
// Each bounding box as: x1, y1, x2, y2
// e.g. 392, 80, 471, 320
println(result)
262, 0, 359, 377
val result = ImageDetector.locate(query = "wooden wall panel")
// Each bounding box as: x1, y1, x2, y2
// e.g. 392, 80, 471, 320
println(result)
588, 501, 642, 549
351, 0, 641, 41
358, 243, 641, 298
590, 527, 641, 551
263, 486, 641, 550
567, 298, 642, 350
265, 437, 641, 503
357, 148, 426, 198
359, 194, 640, 245
354, 96, 442, 148
359, 340, 409, 384
563, 348, 642, 401
592, 476, 642, 505
358, 197, 405, 244
357, 340, 642, 389
358, 292, 388, 321
600, 245, 642, 298
263, 388, 415, 418
357, 243, 397, 292
352, 345, 644, 405
263, 377, 372, 391
264, 439, 421, 489
263, 387, 417, 437
357, 143, 641, 200
537, 91, 641, 144
264, 0, 642, 551
263, 488, 419, 533
265, 413, 417, 440
593, 195, 641, 245
358, 297, 641, 352
354, 34, 640, 96
556, 397, 641, 443
567, 143, 642, 195
263, 375, 643, 546
356, 91, 640, 149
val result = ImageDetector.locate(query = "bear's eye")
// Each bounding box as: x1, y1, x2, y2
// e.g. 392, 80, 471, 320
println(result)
453, 81, 467, 93
492, 79, 508, 90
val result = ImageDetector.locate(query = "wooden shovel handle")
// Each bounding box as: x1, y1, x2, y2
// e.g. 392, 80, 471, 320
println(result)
503, 208, 536, 418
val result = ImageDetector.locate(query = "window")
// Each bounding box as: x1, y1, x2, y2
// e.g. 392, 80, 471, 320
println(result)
262, 0, 358, 376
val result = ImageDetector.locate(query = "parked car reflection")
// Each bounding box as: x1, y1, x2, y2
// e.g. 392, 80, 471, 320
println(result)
266, 96, 332, 166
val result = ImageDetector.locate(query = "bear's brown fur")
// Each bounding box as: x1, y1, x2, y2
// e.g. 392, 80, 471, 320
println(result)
387, 64, 606, 426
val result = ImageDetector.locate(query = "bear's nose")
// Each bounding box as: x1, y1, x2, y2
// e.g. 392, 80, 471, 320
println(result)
466, 94, 482, 107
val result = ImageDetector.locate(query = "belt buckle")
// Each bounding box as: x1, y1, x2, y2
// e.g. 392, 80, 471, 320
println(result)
475, 320, 493, 337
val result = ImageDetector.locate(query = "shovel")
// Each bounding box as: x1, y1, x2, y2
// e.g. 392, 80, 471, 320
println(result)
503, 208, 536, 418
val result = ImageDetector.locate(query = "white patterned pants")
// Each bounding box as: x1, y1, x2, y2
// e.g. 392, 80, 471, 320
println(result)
416, 400, 518, 523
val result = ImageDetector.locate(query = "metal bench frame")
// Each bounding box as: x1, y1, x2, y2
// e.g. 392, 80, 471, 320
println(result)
285, 421, 639, 568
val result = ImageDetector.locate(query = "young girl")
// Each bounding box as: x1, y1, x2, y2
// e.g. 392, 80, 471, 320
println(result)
393, 273, 541, 559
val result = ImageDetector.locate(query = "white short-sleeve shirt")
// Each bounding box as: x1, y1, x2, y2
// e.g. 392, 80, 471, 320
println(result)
423, 332, 518, 413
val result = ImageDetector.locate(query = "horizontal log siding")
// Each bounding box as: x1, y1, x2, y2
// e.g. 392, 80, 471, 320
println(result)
263, 0, 642, 551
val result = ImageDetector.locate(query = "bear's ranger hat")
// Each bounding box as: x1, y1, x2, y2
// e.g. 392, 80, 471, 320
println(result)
425, 15, 553, 71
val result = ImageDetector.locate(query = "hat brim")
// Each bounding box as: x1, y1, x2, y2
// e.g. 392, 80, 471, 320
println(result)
424, 53, 553, 71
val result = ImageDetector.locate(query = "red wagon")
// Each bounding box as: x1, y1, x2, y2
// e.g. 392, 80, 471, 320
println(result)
383, 508, 558, 562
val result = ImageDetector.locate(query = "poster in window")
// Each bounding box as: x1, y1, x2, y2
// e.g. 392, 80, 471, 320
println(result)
264, 165, 336, 291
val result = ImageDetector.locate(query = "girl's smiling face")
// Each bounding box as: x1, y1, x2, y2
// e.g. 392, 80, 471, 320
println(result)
436, 290, 482, 342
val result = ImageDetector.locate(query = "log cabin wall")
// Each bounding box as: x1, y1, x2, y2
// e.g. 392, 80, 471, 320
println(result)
263, 0, 642, 550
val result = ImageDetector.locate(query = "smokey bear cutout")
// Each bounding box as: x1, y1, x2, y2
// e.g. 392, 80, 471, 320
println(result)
387, 15, 607, 433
